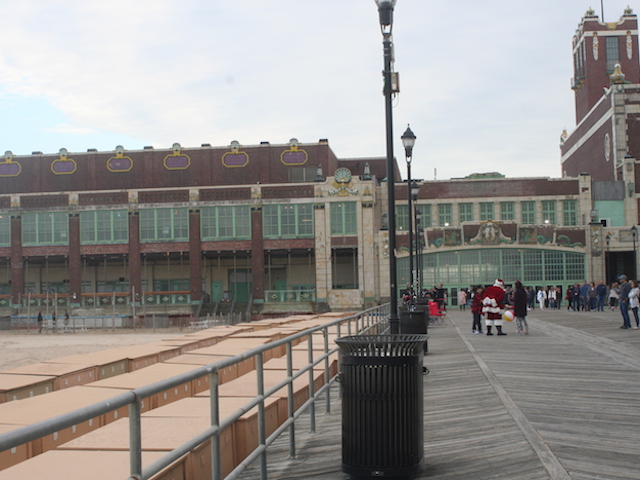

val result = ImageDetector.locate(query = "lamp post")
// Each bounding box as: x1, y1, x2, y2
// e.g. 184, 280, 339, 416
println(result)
632, 225, 637, 279
402, 125, 416, 297
375, 0, 400, 333
606, 234, 611, 283
413, 186, 421, 294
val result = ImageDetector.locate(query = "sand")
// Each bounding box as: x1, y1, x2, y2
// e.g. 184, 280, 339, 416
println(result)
0, 329, 186, 371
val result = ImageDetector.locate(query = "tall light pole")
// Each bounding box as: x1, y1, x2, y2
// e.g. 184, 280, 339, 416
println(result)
415, 209, 423, 294
402, 125, 416, 297
606, 234, 611, 283
632, 225, 637, 279
375, 0, 400, 333
412, 182, 421, 294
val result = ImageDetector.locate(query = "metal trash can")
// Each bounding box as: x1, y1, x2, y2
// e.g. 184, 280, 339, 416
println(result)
399, 307, 428, 353
336, 334, 428, 478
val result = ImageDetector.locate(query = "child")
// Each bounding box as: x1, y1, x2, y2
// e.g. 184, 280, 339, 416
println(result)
471, 286, 484, 334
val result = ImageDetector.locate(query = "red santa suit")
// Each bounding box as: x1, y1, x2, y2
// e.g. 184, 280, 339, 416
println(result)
482, 279, 506, 335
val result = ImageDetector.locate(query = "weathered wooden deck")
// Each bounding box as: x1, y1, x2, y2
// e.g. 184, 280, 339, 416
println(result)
239, 307, 640, 480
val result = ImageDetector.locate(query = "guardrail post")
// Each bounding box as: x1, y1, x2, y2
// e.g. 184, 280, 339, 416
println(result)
286, 342, 296, 458
129, 398, 142, 480
324, 327, 331, 414
307, 334, 316, 433
256, 353, 267, 480
210, 369, 221, 480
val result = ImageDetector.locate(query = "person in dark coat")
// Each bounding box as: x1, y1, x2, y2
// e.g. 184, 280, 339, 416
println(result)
513, 280, 529, 335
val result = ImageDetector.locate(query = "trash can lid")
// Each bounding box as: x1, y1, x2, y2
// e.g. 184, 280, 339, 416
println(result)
335, 334, 428, 356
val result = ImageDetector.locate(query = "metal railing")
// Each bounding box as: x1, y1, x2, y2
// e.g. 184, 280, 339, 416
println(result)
0, 304, 390, 480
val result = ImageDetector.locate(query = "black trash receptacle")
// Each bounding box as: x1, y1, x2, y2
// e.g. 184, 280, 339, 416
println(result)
336, 334, 428, 478
399, 307, 428, 353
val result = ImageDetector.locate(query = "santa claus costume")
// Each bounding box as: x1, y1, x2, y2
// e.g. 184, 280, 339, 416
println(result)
482, 279, 507, 336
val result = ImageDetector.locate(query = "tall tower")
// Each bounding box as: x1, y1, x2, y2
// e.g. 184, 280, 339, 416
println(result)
561, 8, 640, 181
571, 7, 640, 123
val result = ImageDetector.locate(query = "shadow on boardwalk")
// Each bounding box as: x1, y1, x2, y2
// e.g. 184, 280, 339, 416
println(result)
239, 307, 640, 480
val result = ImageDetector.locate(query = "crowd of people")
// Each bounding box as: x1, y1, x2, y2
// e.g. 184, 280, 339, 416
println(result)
404, 276, 640, 335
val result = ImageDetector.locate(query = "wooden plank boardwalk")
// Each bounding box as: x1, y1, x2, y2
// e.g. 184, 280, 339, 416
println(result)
238, 307, 640, 480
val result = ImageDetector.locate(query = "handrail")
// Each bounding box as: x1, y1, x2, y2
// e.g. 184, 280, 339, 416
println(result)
0, 303, 390, 480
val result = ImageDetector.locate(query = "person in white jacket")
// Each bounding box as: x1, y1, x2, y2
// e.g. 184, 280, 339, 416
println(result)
536, 287, 546, 310
629, 280, 640, 329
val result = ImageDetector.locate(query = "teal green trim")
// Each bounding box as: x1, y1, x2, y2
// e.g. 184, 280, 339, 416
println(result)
594, 200, 625, 226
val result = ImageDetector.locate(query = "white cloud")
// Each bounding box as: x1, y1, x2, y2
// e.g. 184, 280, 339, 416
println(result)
0, 0, 636, 178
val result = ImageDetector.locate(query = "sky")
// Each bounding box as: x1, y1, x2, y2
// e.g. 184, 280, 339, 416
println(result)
0, 1, 636, 182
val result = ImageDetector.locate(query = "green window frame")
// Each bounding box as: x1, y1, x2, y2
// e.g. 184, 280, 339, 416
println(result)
521, 201, 536, 225
201, 205, 251, 240
263, 204, 314, 238
0, 214, 9, 247
563, 199, 577, 226
459, 203, 473, 223
396, 205, 409, 231
398, 204, 430, 231
416, 204, 431, 228
500, 202, 515, 221
438, 204, 452, 226
22, 212, 69, 246
331, 202, 357, 235
542, 200, 556, 225
140, 208, 189, 243
480, 202, 494, 221
80, 210, 128, 245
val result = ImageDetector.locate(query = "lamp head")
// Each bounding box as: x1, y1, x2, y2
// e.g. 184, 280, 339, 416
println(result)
401, 124, 416, 159
375, 0, 397, 34
410, 181, 420, 199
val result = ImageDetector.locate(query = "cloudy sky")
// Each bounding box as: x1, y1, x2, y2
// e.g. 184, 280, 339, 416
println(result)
0, 1, 636, 181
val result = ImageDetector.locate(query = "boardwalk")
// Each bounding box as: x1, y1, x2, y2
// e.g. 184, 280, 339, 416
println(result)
239, 307, 640, 480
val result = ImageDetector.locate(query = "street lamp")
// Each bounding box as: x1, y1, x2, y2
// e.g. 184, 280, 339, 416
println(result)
414, 196, 422, 294
402, 125, 416, 298
632, 225, 637, 279
375, 0, 400, 333
606, 234, 611, 283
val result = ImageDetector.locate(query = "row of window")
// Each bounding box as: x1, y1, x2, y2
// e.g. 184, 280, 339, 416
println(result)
3, 203, 358, 247
397, 248, 586, 287
0, 199, 580, 247
396, 200, 578, 229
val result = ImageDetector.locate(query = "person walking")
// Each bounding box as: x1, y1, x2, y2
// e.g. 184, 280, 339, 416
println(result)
512, 281, 529, 335
547, 286, 557, 309
526, 286, 535, 310
608, 282, 619, 311
536, 287, 546, 310
51, 311, 57, 333
580, 281, 589, 311
588, 282, 597, 311
572, 283, 580, 311
471, 286, 484, 334
629, 280, 640, 329
618, 275, 632, 329
458, 289, 467, 311
37, 310, 43, 333
596, 281, 607, 312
